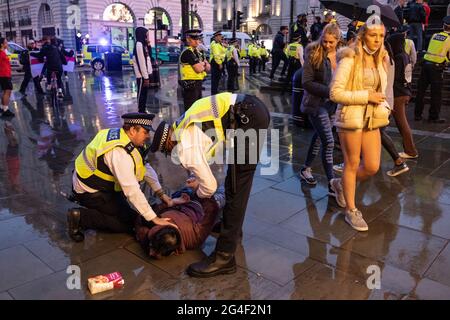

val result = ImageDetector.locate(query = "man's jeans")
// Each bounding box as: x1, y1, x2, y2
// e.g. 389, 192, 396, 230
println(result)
409, 23, 423, 52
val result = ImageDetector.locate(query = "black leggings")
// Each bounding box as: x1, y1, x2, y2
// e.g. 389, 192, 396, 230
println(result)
380, 127, 400, 162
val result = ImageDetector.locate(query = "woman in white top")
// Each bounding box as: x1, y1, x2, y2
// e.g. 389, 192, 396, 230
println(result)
133, 27, 153, 113
330, 22, 389, 232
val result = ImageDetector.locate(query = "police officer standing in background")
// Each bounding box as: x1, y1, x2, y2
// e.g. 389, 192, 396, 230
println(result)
415, 16, 450, 123
226, 38, 240, 92
209, 31, 226, 94
286, 35, 304, 84
179, 29, 210, 111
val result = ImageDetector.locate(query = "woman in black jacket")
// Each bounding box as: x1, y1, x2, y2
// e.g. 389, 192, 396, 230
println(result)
132, 27, 153, 113
387, 33, 418, 159
299, 23, 345, 207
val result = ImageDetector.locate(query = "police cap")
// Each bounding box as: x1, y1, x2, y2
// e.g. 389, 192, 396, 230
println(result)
212, 30, 223, 37
121, 112, 155, 131
444, 16, 450, 27
185, 29, 203, 39
149, 121, 170, 153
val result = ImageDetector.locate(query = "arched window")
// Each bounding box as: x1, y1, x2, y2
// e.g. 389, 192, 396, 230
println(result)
145, 8, 171, 29
103, 3, 134, 23
39, 4, 53, 25
256, 24, 272, 35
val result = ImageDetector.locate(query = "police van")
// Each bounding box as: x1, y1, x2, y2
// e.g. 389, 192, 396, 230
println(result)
6, 42, 26, 70
203, 31, 252, 53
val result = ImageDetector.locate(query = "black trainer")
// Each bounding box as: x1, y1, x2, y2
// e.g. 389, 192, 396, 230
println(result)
299, 167, 317, 185
387, 162, 409, 177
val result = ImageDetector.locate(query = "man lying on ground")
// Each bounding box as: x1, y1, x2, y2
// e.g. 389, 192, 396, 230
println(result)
135, 183, 225, 259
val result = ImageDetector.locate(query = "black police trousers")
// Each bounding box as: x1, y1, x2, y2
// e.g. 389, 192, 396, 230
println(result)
182, 80, 203, 111
226, 60, 239, 92
269, 51, 288, 79
74, 190, 138, 233
415, 62, 445, 120
215, 95, 271, 254
210, 60, 222, 95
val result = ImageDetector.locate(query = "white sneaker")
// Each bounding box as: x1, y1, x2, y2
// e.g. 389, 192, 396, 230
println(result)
330, 178, 346, 208
398, 152, 418, 159
345, 208, 368, 231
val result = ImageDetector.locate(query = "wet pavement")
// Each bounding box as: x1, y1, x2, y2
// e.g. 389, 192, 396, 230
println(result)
0, 66, 449, 300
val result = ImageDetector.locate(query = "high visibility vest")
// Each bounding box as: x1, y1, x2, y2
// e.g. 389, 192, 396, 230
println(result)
75, 128, 145, 192
179, 46, 206, 80
424, 31, 450, 64
209, 40, 226, 64
288, 42, 302, 59
173, 92, 236, 159
226, 47, 239, 62
259, 48, 268, 57
247, 43, 254, 56
284, 46, 289, 57
404, 39, 413, 56
250, 45, 260, 58
239, 48, 247, 58
225, 46, 233, 61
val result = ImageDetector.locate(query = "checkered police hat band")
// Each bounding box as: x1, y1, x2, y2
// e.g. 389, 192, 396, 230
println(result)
124, 119, 152, 127
159, 124, 170, 152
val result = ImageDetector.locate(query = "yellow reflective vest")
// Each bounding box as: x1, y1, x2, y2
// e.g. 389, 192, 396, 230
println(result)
173, 92, 235, 159
179, 46, 206, 80
75, 128, 145, 192
288, 42, 302, 59
210, 40, 226, 65
249, 45, 260, 58
424, 31, 450, 64
259, 47, 268, 57
404, 39, 412, 56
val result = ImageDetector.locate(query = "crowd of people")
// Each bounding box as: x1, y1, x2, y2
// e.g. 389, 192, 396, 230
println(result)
65, 9, 449, 280
0, 35, 74, 120
0, 3, 446, 281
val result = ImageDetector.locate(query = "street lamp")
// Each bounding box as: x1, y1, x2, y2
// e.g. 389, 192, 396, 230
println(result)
190, 2, 198, 29
6, 0, 13, 39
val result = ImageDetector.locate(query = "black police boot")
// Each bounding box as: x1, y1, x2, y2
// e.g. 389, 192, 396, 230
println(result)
67, 208, 84, 242
186, 251, 236, 278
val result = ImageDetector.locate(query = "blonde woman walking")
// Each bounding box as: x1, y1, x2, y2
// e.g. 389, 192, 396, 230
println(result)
330, 22, 390, 231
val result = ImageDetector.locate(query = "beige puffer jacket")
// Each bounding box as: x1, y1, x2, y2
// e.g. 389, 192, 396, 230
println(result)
330, 46, 389, 129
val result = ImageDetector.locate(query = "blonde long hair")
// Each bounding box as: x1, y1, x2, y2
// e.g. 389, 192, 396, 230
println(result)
349, 22, 387, 90
307, 23, 342, 70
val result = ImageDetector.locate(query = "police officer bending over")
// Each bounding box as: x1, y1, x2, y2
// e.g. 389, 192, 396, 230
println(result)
67, 113, 177, 242
415, 16, 450, 123
179, 29, 210, 111
150, 92, 270, 277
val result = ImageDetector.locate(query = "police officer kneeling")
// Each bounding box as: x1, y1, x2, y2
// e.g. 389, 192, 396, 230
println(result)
415, 15, 450, 123
150, 92, 270, 277
179, 29, 210, 111
67, 113, 177, 242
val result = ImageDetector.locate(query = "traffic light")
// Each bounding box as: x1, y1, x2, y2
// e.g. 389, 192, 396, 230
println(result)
227, 20, 232, 30
236, 11, 243, 30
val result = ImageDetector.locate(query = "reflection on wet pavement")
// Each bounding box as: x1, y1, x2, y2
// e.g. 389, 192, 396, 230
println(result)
0, 68, 449, 300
